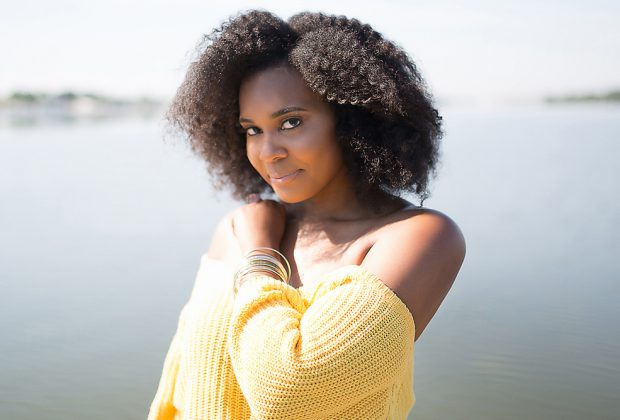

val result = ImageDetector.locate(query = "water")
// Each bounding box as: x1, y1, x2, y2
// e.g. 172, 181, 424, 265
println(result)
1, 104, 618, 419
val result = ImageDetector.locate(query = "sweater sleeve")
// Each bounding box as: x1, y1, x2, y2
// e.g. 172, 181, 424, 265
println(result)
147, 331, 181, 420
227, 265, 415, 419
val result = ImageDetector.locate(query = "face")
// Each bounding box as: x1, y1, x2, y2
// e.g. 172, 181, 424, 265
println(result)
239, 64, 347, 204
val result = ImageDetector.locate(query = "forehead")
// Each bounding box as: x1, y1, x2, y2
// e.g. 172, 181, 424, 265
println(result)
239, 65, 324, 114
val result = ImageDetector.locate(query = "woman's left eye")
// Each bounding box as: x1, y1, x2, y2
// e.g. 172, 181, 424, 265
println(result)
281, 117, 301, 130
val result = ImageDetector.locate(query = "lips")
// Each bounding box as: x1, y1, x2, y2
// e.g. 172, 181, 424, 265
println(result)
270, 169, 300, 179
269, 169, 302, 183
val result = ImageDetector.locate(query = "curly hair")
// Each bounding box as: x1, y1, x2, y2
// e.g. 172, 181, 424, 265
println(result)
168, 10, 443, 209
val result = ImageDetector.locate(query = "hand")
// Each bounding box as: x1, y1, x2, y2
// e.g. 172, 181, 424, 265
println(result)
231, 196, 287, 255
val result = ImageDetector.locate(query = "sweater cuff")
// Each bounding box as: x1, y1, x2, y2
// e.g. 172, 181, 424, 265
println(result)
234, 275, 307, 315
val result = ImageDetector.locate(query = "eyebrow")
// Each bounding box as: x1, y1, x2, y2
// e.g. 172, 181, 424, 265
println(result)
239, 106, 308, 123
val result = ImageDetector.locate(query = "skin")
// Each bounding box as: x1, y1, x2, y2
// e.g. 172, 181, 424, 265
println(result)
207, 64, 466, 341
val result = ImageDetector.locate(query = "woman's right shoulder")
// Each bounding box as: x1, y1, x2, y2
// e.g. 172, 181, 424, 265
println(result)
206, 207, 242, 261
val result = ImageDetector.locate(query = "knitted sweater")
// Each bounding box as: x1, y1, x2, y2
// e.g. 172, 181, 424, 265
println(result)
147, 253, 416, 419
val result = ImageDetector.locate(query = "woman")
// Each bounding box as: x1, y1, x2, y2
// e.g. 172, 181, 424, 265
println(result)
148, 10, 465, 419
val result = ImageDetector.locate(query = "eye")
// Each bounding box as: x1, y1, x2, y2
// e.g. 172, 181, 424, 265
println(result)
281, 117, 301, 130
245, 126, 260, 136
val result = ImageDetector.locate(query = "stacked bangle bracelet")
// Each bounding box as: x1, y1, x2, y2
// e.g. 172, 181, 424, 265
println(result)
233, 247, 291, 295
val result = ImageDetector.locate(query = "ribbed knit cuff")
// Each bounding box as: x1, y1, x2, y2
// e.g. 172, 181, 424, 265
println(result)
233, 275, 307, 314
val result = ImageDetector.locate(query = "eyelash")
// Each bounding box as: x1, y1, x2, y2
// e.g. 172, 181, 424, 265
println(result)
244, 117, 302, 137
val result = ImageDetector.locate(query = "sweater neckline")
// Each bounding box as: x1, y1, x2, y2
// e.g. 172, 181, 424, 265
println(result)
201, 255, 415, 331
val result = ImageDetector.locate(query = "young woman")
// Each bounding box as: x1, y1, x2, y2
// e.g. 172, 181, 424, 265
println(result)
148, 10, 465, 419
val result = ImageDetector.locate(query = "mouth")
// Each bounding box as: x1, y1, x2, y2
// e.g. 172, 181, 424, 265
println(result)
269, 169, 302, 184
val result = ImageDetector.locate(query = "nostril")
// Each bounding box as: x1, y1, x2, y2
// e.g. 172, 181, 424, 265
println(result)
259, 140, 287, 161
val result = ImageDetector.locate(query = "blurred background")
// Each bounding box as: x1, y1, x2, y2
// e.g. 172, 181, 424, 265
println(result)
1, 0, 618, 419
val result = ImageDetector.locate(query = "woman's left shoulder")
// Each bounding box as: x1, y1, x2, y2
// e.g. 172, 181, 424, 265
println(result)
402, 206, 462, 229
363, 206, 466, 341
378, 206, 466, 261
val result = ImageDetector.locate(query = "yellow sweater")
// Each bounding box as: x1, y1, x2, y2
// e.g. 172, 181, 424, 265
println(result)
148, 254, 415, 419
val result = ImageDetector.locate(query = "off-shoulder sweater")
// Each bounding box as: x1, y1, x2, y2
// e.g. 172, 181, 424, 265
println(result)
147, 253, 416, 419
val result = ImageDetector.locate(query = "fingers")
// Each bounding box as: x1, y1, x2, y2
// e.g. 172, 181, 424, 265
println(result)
244, 194, 284, 212
245, 193, 262, 203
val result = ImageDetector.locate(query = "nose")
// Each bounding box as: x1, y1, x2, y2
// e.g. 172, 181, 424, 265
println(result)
258, 131, 287, 162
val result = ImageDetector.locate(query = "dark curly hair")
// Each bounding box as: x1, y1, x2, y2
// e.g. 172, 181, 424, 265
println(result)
167, 10, 443, 209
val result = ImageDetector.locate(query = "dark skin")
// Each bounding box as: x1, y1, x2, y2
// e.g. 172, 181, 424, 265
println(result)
208, 64, 466, 341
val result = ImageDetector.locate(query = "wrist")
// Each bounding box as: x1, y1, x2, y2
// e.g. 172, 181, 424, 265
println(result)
233, 246, 291, 295
240, 242, 281, 256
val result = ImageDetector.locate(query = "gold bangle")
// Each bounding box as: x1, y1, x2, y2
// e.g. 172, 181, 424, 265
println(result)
233, 247, 291, 295
233, 266, 284, 294
245, 255, 287, 279
238, 260, 285, 282
245, 247, 291, 280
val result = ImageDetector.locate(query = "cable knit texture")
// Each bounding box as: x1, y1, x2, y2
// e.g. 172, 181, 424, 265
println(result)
148, 253, 415, 419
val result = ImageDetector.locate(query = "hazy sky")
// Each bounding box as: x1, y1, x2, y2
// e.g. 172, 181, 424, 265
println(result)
1, 0, 618, 102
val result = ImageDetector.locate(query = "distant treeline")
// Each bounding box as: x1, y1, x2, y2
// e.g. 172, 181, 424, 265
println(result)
1, 91, 161, 106
545, 90, 620, 103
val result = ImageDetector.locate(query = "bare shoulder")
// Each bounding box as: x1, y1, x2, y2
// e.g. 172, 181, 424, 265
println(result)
377, 208, 465, 257
206, 208, 239, 261
361, 207, 466, 341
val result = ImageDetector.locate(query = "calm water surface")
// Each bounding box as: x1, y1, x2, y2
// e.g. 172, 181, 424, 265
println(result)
1, 104, 619, 419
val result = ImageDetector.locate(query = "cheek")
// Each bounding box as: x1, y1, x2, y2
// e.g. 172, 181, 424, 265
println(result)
246, 142, 259, 165
302, 120, 339, 154
314, 127, 341, 163
246, 143, 266, 176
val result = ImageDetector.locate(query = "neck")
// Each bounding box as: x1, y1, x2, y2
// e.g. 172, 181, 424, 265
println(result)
283, 189, 404, 226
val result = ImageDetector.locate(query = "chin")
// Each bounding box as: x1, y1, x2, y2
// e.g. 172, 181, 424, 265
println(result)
270, 187, 313, 204
272, 191, 303, 204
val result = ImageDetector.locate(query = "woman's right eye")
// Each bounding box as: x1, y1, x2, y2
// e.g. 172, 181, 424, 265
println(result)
245, 127, 260, 136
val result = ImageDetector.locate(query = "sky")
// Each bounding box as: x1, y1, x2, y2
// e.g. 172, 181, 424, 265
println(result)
1, 0, 618, 103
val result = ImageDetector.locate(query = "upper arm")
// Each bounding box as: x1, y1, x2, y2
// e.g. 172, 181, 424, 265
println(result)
360, 210, 466, 341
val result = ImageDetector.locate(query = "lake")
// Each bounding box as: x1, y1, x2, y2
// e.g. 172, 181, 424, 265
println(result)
1, 103, 618, 419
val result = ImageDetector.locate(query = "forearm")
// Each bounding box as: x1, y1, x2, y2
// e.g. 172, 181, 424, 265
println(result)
227, 266, 414, 418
